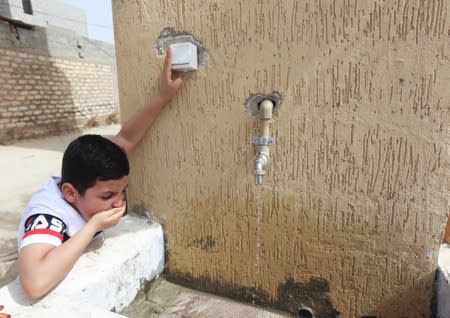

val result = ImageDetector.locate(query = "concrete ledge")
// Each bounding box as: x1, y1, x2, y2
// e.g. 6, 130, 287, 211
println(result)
0, 214, 164, 317
437, 244, 450, 318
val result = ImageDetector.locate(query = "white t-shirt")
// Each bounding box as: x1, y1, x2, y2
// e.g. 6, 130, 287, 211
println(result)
17, 176, 87, 250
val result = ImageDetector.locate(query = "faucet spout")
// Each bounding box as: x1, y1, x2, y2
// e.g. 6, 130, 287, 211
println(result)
254, 152, 269, 185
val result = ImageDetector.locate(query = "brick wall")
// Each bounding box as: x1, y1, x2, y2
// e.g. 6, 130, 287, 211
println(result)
0, 19, 119, 144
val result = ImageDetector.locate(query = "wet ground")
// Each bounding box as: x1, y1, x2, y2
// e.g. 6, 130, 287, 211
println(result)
120, 278, 290, 318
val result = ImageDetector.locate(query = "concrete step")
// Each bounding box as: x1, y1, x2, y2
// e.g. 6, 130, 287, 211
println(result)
0, 214, 164, 317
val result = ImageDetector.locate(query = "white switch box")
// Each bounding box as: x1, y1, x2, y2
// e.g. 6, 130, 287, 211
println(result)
170, 42, 198, 72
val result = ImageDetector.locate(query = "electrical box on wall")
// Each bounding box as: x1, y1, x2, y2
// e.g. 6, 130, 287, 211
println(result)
170, 42, 198, 72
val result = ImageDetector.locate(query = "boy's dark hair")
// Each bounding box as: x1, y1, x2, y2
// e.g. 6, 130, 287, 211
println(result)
61, 134, 129, 195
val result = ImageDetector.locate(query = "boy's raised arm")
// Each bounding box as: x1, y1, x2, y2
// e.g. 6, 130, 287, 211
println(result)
112, 48, 183, 154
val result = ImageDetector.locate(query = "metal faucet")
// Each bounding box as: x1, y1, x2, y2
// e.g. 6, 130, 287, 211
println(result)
253, 100, 274, 185
254, 151, 269, 185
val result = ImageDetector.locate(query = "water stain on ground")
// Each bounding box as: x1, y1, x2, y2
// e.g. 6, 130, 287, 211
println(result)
165, 271, 339, 317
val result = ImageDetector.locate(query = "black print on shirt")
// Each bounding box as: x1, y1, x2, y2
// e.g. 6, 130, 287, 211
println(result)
24, 214, 69, 242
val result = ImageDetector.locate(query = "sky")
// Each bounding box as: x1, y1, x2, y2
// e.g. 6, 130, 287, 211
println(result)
59, 0, 114, 44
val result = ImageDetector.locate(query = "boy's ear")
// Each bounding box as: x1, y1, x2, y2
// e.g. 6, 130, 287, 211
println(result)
60, 183, 78, 203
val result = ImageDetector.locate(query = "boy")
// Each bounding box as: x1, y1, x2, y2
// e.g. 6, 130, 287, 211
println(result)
16, 48, 183, 300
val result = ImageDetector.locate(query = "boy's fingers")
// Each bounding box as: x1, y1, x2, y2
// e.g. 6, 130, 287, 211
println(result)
112, 205, 126, 217
111, 207, 124, 215
99, 207, 122, 218
164, 47, 173, 76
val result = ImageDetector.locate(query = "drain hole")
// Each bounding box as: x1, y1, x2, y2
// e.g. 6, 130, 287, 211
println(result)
297, 309, 314, 318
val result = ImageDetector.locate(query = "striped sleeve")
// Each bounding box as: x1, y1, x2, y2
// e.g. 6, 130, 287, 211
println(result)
20, 214, 68, 249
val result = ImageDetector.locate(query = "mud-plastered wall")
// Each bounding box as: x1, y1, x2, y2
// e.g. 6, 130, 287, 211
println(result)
112, 1, 449, 317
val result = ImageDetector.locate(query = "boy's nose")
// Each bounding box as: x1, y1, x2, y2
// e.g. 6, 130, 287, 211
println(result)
112, 195, 125, 208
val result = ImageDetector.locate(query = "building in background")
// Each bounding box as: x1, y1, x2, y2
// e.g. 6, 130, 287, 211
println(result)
0, 0, 88, 37
0, 0, 119, 143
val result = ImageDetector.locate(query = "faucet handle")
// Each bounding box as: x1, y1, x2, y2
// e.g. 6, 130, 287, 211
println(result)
252, 136, 275, 145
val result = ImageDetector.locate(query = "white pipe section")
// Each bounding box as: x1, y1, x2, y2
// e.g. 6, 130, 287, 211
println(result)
259, 99, 273, 138
254, 100, 274, 185
259, 99, 274, 119
261, 120, 270, 138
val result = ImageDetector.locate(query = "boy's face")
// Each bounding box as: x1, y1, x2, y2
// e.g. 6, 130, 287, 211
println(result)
73, 176, 128, 220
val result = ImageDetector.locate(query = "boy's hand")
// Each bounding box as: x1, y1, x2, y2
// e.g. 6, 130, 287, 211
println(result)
0, 305, 10, 318
159, 47, 183, 102
88, 205, 126, 232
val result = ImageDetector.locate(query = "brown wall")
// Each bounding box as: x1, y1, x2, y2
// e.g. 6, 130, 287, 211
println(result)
113, 1, 449, 317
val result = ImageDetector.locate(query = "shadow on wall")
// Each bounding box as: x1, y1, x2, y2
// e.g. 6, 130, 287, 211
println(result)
0, 19, 78, 144
165, 269, 438, 318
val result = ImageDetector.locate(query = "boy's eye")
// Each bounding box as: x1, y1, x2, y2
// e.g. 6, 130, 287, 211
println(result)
100, 189, 126, 201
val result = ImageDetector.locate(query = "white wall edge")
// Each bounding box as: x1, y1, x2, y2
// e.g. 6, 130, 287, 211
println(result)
437, 244, 450, 318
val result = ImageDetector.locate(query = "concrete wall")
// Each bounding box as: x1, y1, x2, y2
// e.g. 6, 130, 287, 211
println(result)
112, 1, 449, 317
0, 0, 88, 37
0, 19, 118, 143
